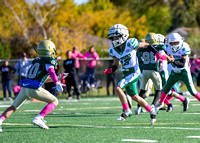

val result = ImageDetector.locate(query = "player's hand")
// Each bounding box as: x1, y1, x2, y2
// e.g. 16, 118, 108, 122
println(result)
104, 68, 112, 75
155, 51, 167, 62
169, 55, 174, 62
56, 82, 65, 92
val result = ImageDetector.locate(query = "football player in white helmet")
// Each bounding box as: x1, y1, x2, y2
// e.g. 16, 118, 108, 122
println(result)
104, 24, 157, 124
156, 34, 190, 112
0, 40, 66, 132
156, 33, 200, 112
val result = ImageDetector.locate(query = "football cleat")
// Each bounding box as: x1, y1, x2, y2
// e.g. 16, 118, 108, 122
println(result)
155, 102, 164, 110
167, 104, 174, 112
150, 105, 157, 125
32, 117, 49, 130
183, 97, 190, 111
135, 107, 142, 115
117, 110, 132, 121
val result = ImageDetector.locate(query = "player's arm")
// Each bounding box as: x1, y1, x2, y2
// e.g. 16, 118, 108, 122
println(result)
147, 45, 173, 62
104, 57, 118, 75
138, 42, 149, 48
45, 76, 54, 83
172, 55, 187, 68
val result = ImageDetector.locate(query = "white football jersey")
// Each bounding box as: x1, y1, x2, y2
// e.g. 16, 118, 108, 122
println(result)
108, 38, 140, 70
166, 42, 191, 72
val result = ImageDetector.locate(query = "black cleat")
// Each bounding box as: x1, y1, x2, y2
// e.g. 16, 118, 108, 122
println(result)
183, 97, 190, 111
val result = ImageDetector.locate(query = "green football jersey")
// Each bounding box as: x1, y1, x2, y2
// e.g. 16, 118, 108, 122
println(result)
19, 57, 57, 89
137, 45, 165, 71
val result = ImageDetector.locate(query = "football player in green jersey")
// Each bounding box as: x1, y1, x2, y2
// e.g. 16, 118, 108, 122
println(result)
0, 40, 65, 132
104, 24, 157, 125
135, 33, 164, 115
155, 33, 199, 110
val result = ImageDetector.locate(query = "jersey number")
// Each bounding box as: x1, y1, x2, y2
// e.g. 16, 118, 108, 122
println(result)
27, 63, 40, 79
142, 52, 156, 64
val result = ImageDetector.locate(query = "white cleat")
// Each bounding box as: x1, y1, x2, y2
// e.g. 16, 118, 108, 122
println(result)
155, 102, 164, 110
150, 105, 157, 125
32, 117, 49, 130
135, 107, 142, 115
117, 110, 132, 121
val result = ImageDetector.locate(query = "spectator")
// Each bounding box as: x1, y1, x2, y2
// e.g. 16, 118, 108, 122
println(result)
189, 53, 200, 84
84, 45, 99, 88
106, 59, 116, 96
63, 50, 81, 100
15, 52, 32, 84
44, 56, 61, 96
72, 46, 86, 78
0, 61, 16, 100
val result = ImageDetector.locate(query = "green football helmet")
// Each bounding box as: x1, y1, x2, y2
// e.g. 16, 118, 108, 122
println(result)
37, 40, 57, 58
145, 33, 159, 45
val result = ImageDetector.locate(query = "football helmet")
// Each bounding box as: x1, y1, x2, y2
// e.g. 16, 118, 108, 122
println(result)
168, 33, 183, 52
108, 24, 129, 48
37, 40, 57, 58
145, 33, 159, 45
157, 34, 165, 45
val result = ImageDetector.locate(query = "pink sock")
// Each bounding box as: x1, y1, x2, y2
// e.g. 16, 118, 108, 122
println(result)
145, 104, 152, 112
122, 102, 129, 110
194, 92, 200, 101
166, 96, 173, 101
164, 96, 173, 105
39, 103, 57, 117
177, 95, 185, 102
164, 99, 171, 105
160, 92, 168, 103
0, 115, 6, 121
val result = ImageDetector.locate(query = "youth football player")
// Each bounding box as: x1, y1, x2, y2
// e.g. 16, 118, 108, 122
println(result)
104, 24, 157, 124
0, 40, 64, 132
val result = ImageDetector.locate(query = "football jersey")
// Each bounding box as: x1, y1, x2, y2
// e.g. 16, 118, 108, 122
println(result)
137, 45, 165, 71
108, 38, 140, 74
19, 57, 57, 89
166, 42, 191, 72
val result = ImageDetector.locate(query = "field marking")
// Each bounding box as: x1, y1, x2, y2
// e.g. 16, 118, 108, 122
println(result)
122, 139, 158, 142
3, 123, 200, 131
0, 105, 10, 107
186, 136, 200, 138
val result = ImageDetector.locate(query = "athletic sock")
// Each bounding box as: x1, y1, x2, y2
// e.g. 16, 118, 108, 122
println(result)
39, 103, 57, 118
145, 104, 152, 112
177, 95, 185, 102
0, 115, 6, 122
160, 92, 168, 103
194, 92, 200, 101
122, 102, 129, 111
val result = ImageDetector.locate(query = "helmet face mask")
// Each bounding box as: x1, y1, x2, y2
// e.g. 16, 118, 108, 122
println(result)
168, 33, 183, 52
108, 24, 129, 48
145, 33, 159, 45
37, 40, 57, 59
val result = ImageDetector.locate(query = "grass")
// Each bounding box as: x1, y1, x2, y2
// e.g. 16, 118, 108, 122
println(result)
0, 95, 200, 143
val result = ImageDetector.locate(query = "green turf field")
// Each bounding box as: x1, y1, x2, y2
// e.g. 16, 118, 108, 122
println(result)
0, 96, 200, 143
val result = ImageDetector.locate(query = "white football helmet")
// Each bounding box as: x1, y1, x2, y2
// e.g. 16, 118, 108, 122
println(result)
157, 34, 165, 45
168, 33, 183, 52
108, 24, 129, 48
37, 40, 57, 58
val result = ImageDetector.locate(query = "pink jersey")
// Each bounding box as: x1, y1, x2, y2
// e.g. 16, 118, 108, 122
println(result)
84, 51, 99, 68
189, 59, 200, 72
72, 51, 85, 69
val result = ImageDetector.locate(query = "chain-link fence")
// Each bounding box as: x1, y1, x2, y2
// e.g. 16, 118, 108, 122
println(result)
0, 58, 123, 98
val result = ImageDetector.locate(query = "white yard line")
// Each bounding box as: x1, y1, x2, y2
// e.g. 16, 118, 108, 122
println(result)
122, 139, 158, 142
186, 136, 200, 138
